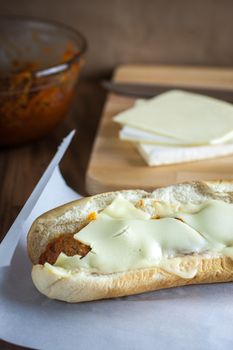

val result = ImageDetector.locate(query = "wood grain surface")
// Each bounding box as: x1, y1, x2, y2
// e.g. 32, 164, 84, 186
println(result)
114, 64, 233, 89
0, 81, 106, 350
86, 64, 233, 194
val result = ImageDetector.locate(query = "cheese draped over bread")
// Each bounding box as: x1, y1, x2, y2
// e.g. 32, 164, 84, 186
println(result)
49, 195, 233, 279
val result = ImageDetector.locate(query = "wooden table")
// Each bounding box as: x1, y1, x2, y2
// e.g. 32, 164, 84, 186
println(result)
0, 81, 106, 350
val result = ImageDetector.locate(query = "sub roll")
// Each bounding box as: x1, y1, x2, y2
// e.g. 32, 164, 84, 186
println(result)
27, 181, 233, 302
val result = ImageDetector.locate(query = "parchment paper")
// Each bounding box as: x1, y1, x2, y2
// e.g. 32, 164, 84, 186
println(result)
1, 147, 233, 350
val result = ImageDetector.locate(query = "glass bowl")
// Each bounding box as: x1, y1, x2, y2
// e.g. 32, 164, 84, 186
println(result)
0, 16, 87, 145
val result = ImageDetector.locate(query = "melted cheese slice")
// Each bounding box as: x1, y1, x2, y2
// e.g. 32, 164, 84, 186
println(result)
52, 196, 233, 279
53, 195, 206, 278
177, 200, 233, 249
98, 194, 150, 220
114, 90, 233, 145
55, 218, 207, 274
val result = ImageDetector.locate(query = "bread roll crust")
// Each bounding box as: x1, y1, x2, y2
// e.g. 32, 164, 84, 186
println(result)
31, 256, 233, 303
28, 181, 233, 302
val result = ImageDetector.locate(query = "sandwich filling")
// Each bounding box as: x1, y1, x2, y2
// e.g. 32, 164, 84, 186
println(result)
39, 195, 233, 279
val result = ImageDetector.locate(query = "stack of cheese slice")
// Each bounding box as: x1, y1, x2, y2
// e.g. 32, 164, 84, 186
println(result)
113, 90, 233, 166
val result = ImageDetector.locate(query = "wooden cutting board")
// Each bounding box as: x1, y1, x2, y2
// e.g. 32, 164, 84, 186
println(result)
86, 64, 233, 195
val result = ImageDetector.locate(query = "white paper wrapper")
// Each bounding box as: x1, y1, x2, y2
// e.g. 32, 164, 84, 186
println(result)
1, 135, 233, 350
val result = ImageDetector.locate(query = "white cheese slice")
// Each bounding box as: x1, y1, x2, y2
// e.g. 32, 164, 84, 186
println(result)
120, 125, 193, 146
177, 200, 233, 249
52, 197, 233, 278
159, 257, 199, 279
53, 196, 206, 275
114, 90, 233, 145
137, 142, 233, 166
55, 218, 207, 274
99, 194, 150, 220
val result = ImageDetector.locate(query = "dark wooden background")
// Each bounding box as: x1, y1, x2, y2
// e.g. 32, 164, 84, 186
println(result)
1, 0, 233, 348
1, 0, 233, 78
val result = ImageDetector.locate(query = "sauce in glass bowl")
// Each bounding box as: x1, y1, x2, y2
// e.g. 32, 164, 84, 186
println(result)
0, 17, 86, 145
